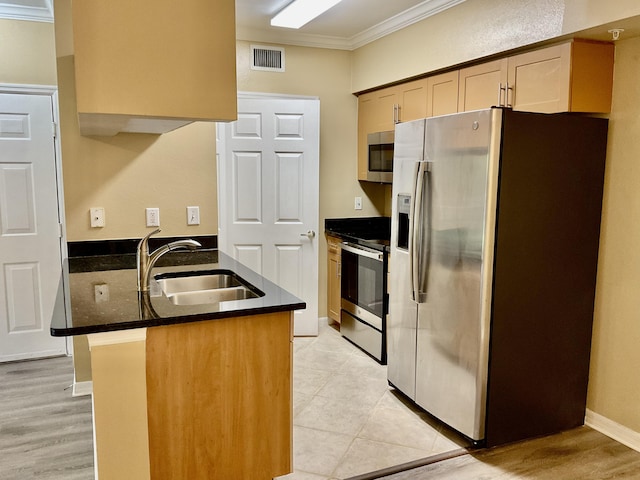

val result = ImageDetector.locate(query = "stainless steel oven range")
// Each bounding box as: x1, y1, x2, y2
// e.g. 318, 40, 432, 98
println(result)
340, 241, 388, 364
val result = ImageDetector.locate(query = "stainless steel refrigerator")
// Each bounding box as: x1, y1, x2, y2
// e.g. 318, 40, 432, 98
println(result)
388, 107, 608, 447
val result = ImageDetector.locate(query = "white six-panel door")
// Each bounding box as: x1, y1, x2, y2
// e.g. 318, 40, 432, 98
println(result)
0, 92, 66, 361
217, 94, 319, 336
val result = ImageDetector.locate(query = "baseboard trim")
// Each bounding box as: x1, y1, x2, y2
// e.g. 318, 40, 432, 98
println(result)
585, 409, 640, 453
73, 380, 93, 397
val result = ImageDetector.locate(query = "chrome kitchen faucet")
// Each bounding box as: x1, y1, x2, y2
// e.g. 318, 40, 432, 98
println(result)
136, 228, 201, 292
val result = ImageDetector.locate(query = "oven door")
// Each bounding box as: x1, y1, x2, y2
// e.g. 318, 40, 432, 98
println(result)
340, 242, 385, 322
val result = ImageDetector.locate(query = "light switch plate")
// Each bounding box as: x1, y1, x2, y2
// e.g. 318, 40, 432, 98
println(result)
354, 197, 363, 210
187, 206, 200, 225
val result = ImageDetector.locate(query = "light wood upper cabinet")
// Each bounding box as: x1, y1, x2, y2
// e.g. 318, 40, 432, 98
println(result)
356, 79, 428, 181
327, 236, 342, 324
508, 40, 614, 113
458, 59, 509, 112
427, 70, 460, 117
398, 78, 429, 122
357, 39, 614, 181
458, 40, 614, 114
72, 0, 237, 136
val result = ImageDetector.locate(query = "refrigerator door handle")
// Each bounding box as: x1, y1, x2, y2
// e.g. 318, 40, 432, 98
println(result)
411, 161, 429, 303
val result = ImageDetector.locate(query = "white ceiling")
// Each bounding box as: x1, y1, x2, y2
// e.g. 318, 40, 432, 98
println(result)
0, 0, 463, 49
235, 0, 466, 50
4, 0, 637, 50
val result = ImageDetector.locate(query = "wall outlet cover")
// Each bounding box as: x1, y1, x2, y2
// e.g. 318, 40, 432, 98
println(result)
90, 207, 105, 228
94, 284, 109, 303
146, 207, 160, 227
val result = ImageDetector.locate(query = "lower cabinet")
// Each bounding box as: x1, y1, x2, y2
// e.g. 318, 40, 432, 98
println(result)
88, 312, 293, 480
327, 235, 341, 324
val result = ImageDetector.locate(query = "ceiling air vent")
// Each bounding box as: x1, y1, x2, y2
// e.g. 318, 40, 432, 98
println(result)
251, 45, 285, 72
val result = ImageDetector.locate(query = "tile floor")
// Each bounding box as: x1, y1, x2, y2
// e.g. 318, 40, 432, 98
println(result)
277, 320, 469, 480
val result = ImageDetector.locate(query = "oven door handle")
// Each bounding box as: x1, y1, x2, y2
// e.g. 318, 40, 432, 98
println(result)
340, 242, 384, 262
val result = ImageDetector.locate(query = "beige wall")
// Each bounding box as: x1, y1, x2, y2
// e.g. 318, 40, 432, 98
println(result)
236, 40, 386, 218
0, 18, 57, 85
588, 35, 640, 433
351, 0, 565, 92
351, 0, 640, 93
54, 0, 218, 241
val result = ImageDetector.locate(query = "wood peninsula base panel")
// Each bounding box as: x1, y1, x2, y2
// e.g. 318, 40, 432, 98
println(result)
146, 312, 293, 480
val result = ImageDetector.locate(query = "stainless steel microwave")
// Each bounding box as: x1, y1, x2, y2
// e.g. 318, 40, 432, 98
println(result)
366, 130, 394, 183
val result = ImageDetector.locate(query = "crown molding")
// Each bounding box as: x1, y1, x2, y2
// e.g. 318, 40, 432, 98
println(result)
350, 0, 466, 49
237, 26, 353, 50
0, 0, 53, 23
237, 0, 466, 50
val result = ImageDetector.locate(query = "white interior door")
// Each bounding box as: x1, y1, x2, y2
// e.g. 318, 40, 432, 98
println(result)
217, 93, 319, 336
0, 92, 66, 361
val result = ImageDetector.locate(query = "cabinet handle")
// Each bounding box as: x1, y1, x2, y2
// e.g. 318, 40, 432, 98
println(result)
506, 82, 514, 108
337, 261, 341, 278
393, 103, 401, 124
497, 83, 507, 107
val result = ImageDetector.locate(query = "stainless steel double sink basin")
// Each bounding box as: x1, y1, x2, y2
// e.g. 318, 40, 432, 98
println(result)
154, 269, 264, 306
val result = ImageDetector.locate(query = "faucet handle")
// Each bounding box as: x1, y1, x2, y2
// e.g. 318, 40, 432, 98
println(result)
143, 228, 161, 241
137, 228, 161, 254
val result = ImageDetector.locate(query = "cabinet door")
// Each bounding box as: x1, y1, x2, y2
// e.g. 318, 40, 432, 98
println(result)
372, 87, 400, 132
398, 79, 428, 122
507, 40, 613, 114
507, 43, 571, 113
327, 236, 341, 323
427, 70, 459, 117
458, 59, 508, 112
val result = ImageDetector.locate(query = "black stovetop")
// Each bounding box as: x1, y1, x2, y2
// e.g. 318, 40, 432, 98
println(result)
324, 217, 391, 252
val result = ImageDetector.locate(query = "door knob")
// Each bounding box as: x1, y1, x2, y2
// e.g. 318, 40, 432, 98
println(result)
300, 230, 316, 239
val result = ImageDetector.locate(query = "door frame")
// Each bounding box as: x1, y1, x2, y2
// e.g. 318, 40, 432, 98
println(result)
0, 83, 70, 357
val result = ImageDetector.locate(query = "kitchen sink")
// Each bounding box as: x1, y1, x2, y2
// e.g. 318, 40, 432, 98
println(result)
154, 269, 264, 306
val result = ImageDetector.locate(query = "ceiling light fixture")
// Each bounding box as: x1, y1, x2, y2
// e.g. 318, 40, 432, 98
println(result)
271, 0, 343, 29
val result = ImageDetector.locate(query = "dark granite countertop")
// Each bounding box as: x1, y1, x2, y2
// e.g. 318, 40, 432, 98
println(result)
52, 250, 306, 337
324, 217, 391, 252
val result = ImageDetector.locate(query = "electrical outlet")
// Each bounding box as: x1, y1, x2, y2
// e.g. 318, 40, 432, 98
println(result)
90, 207, 105, 228
146, 207, 160, 227
354, 197, 363, 210
187, 206, 200, 225
94, 284, 109, 303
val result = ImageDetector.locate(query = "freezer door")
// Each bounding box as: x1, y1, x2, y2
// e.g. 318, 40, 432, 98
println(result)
387, 119, 425, 398
414, 109, 501, 441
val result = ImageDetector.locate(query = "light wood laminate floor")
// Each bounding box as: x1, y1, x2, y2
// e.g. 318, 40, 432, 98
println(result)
0, 355, 94, 480
374, 427, 640, 480
2, 323, 640, 480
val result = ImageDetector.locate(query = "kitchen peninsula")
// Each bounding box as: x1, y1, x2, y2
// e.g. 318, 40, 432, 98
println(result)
52, 249, 304, 480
